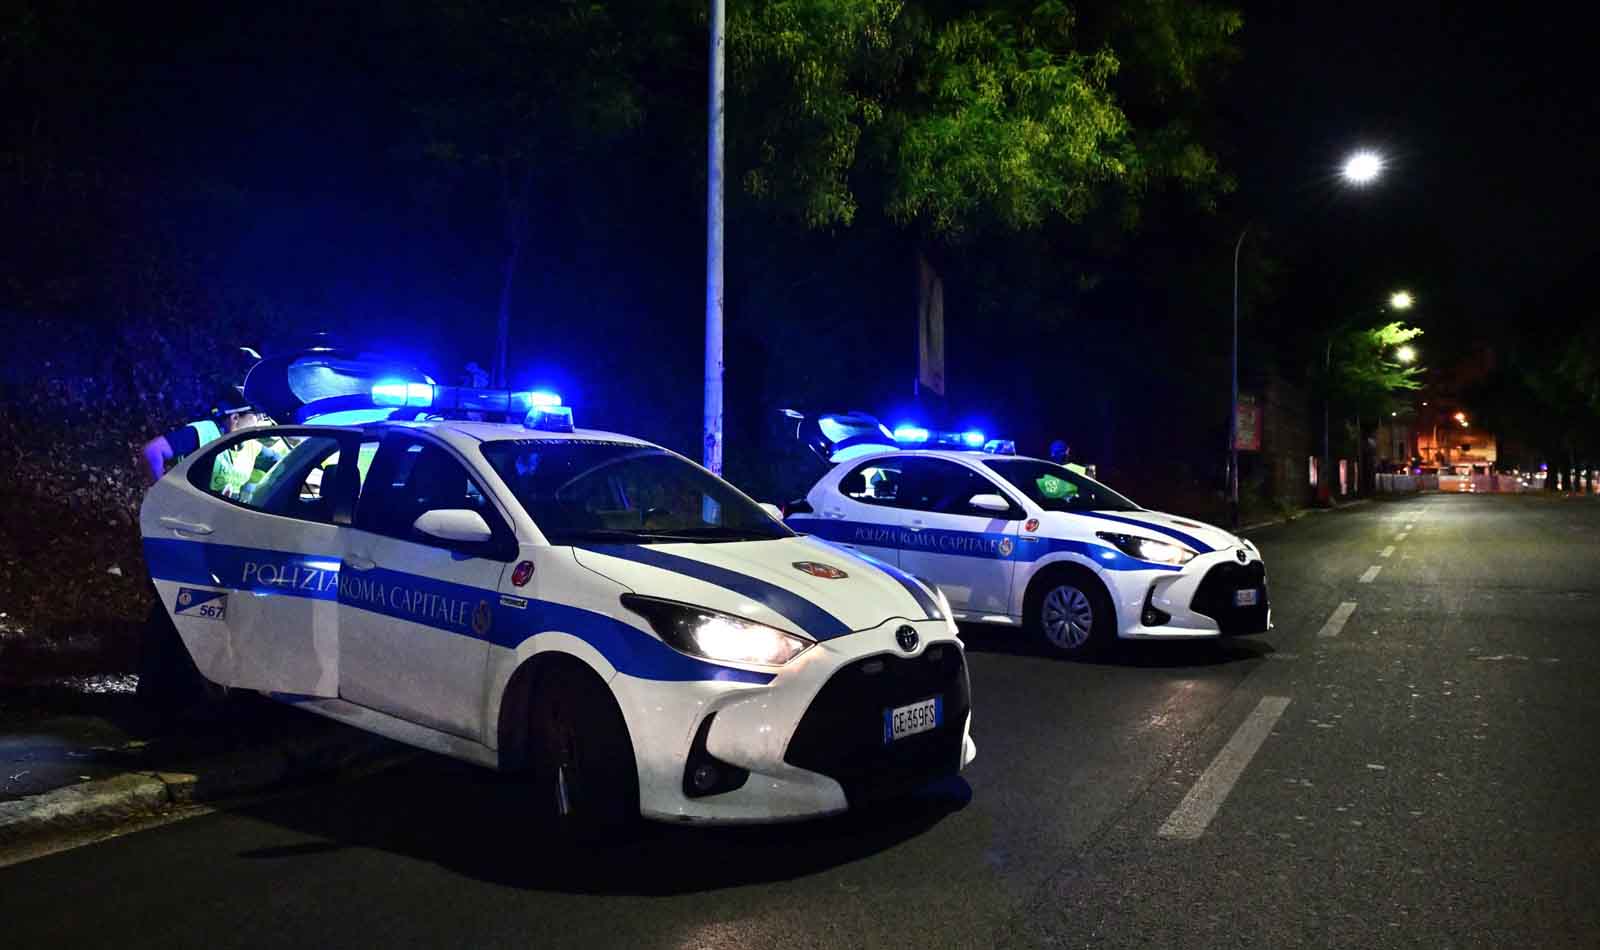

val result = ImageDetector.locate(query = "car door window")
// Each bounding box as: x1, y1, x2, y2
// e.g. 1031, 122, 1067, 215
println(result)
356, 434, 507, 549
899, 458, 1022, 519
188, 432, 348, 524
839, 459, 909, 506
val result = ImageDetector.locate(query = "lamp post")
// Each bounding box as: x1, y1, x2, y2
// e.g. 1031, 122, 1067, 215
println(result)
1231, 149, 1386, 528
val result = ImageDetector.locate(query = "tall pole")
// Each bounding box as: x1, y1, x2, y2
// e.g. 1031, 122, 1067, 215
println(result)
703, 0, 725, 476
1230, 227, 1247, 530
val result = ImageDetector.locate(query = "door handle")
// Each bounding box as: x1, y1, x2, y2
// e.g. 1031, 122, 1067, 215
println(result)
159, 516, 212, 536
345, 556, 377, 571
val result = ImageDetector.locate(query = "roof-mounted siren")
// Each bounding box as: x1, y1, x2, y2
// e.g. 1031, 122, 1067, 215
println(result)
982, 439, 1016, 455
370, 382, 572, 429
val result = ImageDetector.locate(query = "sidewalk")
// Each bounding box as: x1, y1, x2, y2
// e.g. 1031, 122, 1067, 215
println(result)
0, 681, 405, 850
1238, 494, 1373, 533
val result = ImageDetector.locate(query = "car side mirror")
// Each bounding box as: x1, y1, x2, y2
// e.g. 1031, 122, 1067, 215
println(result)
968, 493, 1011, 513
759, 503, 783, 521
413, 509, 495, 544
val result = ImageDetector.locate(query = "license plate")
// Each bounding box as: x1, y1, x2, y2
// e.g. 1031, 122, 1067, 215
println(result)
1234, 588, 1259, 607
884, 696, 942, 744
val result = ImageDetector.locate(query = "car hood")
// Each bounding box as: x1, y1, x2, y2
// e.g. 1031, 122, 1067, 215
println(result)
571, 536, 941, 641
1049, 509, 1241, 555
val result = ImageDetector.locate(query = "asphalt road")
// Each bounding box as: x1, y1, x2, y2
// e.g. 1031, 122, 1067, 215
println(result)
4, 494, 1598, 948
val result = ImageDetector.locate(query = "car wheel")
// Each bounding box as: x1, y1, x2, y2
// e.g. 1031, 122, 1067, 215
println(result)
1026, 572, 1112, 656
527, 664, 639, 839
135, 601, 218, 715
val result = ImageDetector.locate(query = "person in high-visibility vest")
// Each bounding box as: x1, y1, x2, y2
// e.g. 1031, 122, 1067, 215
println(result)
141, 388, 273, 492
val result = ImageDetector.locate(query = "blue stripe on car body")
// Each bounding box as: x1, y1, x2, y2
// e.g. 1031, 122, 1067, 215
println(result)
785, 517, 1182, 572
577, 544, 854, 640
142, 538, 773, 685
1077, 512, 1215, 554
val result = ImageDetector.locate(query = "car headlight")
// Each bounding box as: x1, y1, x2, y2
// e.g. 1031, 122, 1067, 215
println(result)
621, 595, 815, 666
1095, 531, 1198, 566
909, 573, 951, 622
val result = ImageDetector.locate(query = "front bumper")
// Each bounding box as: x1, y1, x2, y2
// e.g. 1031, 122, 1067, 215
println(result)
1109, 548, 1271, 640
612, 617, 976, 824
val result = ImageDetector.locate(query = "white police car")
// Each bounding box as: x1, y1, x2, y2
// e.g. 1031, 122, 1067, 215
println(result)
138, 364, 974, 829
782, 413, 1269, 655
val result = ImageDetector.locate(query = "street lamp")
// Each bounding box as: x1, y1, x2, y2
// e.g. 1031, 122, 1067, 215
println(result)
1389, 290, 1415, 310
1231, 149, 1386, 528
1396, 344, 1417, 363
1341, 150, 1384, 186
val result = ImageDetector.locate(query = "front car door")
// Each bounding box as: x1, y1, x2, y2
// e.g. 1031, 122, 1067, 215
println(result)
793, 454, 914, 564
141, 426, 363, 696
893, 457, 1024, 615
338, 431, 517, 740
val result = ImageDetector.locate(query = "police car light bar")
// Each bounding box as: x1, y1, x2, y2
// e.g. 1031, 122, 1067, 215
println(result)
982, 439, 1016, 455
892, 425, 931, 443
526, 405, 575, 432
962, 430, 985, 447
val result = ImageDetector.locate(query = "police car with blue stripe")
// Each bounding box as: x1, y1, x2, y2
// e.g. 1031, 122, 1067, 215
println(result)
782, 413, 1269, 655
139, 354, 974, 830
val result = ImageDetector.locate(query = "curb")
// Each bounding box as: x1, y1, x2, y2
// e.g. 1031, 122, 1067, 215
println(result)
1239, 497, 1372, 534
0, 727, 407, 849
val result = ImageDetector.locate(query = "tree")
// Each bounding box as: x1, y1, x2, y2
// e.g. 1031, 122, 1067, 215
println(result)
391, 1, 648, 385
1329, 320, 1424, 420
729, 0, 1240, 239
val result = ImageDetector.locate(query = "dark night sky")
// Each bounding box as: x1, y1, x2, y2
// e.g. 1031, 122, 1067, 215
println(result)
1228, 2, 1597, 352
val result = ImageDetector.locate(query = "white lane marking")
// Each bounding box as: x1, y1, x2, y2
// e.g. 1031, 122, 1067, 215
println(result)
1359, 565, 1382, 583
1159, 696, 1292, 840
1316, 601, 1358, 638
1405, 523, 1414, 530
1394, 532, 1409, 542
1380, 545, 1395, 558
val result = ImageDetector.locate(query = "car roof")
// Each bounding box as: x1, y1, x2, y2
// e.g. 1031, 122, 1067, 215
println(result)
374, 419, 658, 450
845, 448, 1053, 466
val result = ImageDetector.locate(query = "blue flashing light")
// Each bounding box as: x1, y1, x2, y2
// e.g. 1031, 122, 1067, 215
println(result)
983, 439, 1017, 455
962, 430, 985, 447
527, 390, 562, 409
526, 405, 576, 433
372, 380, 433, 408
893, 425, 930, 443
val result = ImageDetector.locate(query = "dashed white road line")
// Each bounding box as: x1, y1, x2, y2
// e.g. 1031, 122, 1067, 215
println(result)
1158, 696, 1292, 840
1394, 532, 1409, 542
1404, 523, 1415, 530
1359, 565, 1383, 583
1316, 601, 1359, 638
1380, 545, 1396, 558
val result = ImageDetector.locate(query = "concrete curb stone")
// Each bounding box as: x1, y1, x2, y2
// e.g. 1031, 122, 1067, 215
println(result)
0, 728, 402, 849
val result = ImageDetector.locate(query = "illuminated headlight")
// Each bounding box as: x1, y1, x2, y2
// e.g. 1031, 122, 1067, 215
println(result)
621, 595, 814, 666
1095, 532, 1198, 566
910, 574, 951, 621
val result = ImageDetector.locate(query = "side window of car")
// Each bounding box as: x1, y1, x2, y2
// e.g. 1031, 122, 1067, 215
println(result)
899, 458, 1021, 519
188, 432, 348, 524
355, 435, 504, 546
839, 459, 909, 507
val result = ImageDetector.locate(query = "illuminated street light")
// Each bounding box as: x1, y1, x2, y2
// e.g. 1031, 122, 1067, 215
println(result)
1389, 290, 1414, 310
1454, 411, 1466, 422
1396, 344, 1417, 363
1341, 150, 1385, 185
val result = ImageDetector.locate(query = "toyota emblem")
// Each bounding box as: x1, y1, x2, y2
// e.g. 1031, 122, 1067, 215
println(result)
1236, 548, 1248, 564
895, 625, 920, 653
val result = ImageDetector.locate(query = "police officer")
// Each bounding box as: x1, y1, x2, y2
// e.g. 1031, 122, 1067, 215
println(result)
141, 388, 271, 491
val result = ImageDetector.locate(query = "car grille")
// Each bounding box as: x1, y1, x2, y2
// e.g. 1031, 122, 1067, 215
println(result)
1190, 561, 1270, 634
784, 647, 970, 807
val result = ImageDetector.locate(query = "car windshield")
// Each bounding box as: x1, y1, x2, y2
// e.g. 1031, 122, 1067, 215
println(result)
480, 439, 792, 545
981, 459, 1141, 513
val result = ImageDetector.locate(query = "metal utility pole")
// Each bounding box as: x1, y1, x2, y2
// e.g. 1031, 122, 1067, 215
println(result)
1229, 227, 1247, 530
703, 0, 725, 476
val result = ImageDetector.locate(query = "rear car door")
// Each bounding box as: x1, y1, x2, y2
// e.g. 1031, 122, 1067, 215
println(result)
338, 431, 517, 740
893, 457, 1023, 614
141, 426, 362, 696
799, 455, 916, 565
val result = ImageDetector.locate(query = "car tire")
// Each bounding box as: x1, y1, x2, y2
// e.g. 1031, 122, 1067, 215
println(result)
526, 663, 640, 839
1025, 569, 1114, 656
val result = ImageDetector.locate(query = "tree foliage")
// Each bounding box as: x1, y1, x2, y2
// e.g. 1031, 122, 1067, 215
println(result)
1329, 321, 1424, 419
730, 0, 1241, 238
